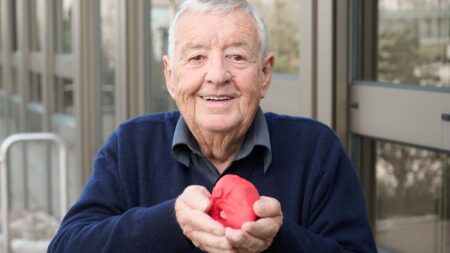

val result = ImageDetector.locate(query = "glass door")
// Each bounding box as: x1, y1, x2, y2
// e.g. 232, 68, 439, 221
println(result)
351, 0, 450, 252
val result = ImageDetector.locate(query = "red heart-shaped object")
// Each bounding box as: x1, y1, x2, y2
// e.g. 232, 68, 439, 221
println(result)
208, 174, 260, 229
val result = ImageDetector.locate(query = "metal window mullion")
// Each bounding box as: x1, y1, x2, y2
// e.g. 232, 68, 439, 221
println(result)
127, 1, 142, 117
115, 0, 148, 119
335, 0, 351, 148
92, 0, 102, 153
348, 0, 379, 234
299, 0, 315, 118
115, 0, 128, 124
54, 0, 63, 54
43, 0, 55, 214
1, 0, 14, 136
73, 0, 94, 183
316, 0, 334, 128
17, 0, 32, 210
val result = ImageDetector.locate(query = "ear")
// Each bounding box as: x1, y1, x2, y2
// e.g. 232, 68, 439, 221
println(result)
260, 53, 275, 98
163, 55, 176, 100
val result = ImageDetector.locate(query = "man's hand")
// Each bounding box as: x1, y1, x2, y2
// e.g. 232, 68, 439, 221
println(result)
175, 185, 236, 253
225, 196, 283, 253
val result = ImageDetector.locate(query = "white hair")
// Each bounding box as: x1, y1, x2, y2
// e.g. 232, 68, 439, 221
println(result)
167, 0, 269, 66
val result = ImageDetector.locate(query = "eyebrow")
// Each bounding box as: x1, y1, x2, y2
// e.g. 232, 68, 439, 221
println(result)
180, 40, 253, 54
226, 40, 252, 50
180, 42, 208, 56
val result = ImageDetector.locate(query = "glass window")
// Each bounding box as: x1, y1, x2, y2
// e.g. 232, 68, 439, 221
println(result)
99, 0, 117, 141
29, 72, 43, 103
148, 0, 175, 113
0, 66, 3, 91
26, 72, 43, 131
12, 68, 18, 95
53, 76, 74, 115
251, 0, 300, 75
29, 0, 45, 51
0, 0, 2, 50
54, 0, 73, 53
378, 0, 450, 88
50, 102, 78, 216
0, 66, 3, 121
11, 0, 18, 51
375, 141, 449, 253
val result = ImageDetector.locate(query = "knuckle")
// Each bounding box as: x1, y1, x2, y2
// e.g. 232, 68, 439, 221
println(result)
273, 200, 281, 212
183, 227, 193, 238
184, 185, 197, 194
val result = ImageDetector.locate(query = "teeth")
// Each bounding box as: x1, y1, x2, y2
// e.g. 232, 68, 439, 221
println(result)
203, 96, 231, 101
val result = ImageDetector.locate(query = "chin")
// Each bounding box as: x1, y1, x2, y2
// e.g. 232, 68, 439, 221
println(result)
197, 118, 241, 134
201, 123, 237, 133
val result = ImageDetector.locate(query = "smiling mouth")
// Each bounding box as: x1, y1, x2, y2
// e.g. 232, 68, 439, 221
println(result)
201, 96, 232, 101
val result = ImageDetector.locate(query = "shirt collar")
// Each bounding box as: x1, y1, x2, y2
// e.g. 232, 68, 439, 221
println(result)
171, 108, 272, 172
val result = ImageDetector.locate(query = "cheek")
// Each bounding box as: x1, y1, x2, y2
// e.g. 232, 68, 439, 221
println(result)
172, 70, 205, 120
238, 74, 263, 104
173, 70, 202, 98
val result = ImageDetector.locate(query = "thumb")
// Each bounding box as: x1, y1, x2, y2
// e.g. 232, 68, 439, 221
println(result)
253, 196, 282, 217
181, 185, 212, 211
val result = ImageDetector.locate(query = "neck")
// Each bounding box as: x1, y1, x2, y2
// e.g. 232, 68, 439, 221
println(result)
192, 129, 246, 173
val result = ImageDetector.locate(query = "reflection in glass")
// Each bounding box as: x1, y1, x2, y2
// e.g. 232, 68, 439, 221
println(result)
252, 0, 300, 74
0, 0, 2, 50
0, 66, 3, 90
27, 72, 44, 132
51, 104, 79, 216
148, 1, 175, 113
11, 0, 18, 51
99, 0, 117, 142
0, 67, 4, 140
29, 0, 45, 51
53, 77, 74, 115
29, 72, 43, 103
376, 141, 449, 253
378, 0, 450, 88
51, 76, 78, 210
12, 68, 18, 95
54, 0, 73, 53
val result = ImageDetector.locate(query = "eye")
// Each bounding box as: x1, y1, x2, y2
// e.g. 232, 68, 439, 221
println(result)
228, 54, 246, 62
189, 55, 206, 62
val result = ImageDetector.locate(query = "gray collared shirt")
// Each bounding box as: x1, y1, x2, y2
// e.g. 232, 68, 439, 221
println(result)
171, 108, 272, 183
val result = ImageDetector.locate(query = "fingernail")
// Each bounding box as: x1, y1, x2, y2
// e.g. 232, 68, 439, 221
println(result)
256, 201, 266, 214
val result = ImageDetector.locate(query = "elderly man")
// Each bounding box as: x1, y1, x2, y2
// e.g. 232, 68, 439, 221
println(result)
48, 0, 376, 252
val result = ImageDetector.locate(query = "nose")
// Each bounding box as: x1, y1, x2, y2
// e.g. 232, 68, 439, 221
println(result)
205, 56, 231, 85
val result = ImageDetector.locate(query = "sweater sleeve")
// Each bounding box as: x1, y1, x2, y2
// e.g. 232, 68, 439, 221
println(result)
268, 139, 377, 253
47, 132, 192, 253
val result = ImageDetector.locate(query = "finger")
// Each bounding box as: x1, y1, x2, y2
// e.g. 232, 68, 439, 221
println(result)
176, 199, 225, 236
225, 228, 268, 253
253, 196, 282, 218
200, 246, 236, 253
241, 216, 282, 240
179, 185, 212, 211
201, 244, 237, 253
189, 230, 235, 252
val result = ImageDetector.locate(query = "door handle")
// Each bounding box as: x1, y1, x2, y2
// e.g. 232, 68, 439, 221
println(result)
442, 113, 450, 122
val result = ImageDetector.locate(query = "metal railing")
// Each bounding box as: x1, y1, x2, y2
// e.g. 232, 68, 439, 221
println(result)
0, 133, 68, 253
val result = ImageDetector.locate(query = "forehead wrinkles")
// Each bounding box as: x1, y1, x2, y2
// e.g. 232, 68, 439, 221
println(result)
174, 10, 260, 58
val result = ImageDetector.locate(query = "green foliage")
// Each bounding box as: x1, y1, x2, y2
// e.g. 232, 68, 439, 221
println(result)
378, 21, 421, 83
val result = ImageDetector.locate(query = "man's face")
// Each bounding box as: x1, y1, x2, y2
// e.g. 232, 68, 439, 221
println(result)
164, 8, 274, 136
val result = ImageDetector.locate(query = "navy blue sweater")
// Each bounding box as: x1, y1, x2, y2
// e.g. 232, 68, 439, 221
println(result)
48, 111, 377, 252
